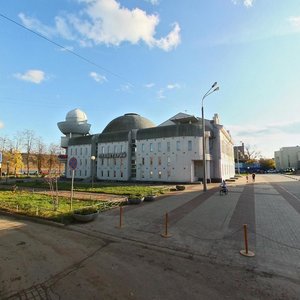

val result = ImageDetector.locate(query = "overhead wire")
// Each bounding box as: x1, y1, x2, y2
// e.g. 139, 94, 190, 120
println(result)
0, 12, 134, 87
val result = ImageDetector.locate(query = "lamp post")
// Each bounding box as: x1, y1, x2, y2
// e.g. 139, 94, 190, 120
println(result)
91, 155, 96, 188
202, 82, 219, 191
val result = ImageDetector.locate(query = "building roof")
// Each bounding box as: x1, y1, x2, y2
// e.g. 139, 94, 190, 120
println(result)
102, 113, 155, 134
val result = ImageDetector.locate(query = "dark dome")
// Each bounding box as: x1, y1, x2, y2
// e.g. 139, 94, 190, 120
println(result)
102, 113, 155, 134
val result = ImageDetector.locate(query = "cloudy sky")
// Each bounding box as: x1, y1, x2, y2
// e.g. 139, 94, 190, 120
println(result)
1, 0, 300, 157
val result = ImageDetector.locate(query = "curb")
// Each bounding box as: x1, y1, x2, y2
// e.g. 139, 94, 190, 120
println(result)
0, 209, 66, 228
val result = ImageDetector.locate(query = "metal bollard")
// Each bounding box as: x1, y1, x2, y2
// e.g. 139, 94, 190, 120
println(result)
240, 224, 255, 257
161, 212, 172, 238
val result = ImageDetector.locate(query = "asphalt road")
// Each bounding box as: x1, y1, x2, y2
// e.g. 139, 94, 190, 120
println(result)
1, 174, 300, 300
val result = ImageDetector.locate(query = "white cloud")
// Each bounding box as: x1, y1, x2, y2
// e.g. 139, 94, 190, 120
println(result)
90, 71, 107, 83
231, 0, 254, 7
227, 119, 300, 158
157, 89, 165, 99
167, 83, 180, 89
14, 69, 46, 84
288, 16, 300, 31
145, 82, 155, 88
18, 0, 181, 51
0, 121, 4, 129
144, 0, 160, 5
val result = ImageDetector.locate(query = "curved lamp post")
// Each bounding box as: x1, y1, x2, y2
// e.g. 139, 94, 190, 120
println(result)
202, 82, 219, 191
91, 155, 96, 188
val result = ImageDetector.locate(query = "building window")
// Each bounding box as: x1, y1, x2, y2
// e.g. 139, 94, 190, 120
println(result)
107, 145, 110, 153
188, 140, 192, 151
101, 170, 103, 177
102, 146, 105, 154
176, 141, 180, 151
120, 145, 123, 152
167, 170, 171, 177
85, 147, 88, 155
158, 157, 161, 165
167, 142, 170, 152
150, 157, 153, 165
142, 144, 145, 152
158, 171, 162, 179
150, 171, 153, 178
85, 170, 87, 176
70, 148, 73, 155
142, 157, 145, 165
85, 159, 87, 165
121, 171, 123, 178
150, 143, 153, 152
80, 159, 82, 166
79, 170, 82, 176
114, 171, 116, 177
107, 171, 110, 177
158, 142, 161, 152
167, 156, 171, 165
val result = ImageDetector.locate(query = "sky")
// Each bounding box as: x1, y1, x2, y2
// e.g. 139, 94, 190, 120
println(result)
1, 0, 300, 158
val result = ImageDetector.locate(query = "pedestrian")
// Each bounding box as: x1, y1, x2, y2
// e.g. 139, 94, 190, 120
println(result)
246, 174, 249, 183
252, 173, 255, 182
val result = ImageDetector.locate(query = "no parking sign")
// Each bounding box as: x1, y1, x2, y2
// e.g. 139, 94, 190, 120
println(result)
69, 157, 77, 170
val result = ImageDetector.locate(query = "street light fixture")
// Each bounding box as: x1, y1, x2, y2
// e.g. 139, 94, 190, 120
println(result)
201, 82, 219, 191
91, 155, 96, 188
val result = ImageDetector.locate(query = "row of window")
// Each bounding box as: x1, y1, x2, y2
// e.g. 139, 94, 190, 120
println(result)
97, 140, 194, 154
69, 147, 90, 156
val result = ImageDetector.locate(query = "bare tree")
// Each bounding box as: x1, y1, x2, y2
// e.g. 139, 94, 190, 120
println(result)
35, 136, 46, 174
245, 144, 262, 163
48, 143, 60, 173
23, 130, 36, 175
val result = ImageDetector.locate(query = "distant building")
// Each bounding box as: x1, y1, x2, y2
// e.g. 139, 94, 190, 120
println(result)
274, 146, 300, 171
57, 109, 235, 183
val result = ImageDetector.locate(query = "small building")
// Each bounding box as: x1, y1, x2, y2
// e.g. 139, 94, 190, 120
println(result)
274, 146, 300, 171
57, 109, 235, 183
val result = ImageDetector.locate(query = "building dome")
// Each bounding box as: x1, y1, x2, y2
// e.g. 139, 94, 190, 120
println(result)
102, 113, 155, 134
57, 108, 91, 135
66, 108, 88, 123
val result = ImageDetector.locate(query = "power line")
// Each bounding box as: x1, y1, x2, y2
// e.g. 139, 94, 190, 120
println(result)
0, 12, 134, 87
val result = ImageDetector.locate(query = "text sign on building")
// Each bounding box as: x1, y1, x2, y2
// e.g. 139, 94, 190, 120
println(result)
98, 152, 127, 159
69, 157, 77, 170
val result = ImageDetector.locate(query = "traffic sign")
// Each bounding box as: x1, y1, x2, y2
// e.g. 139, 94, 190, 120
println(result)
69, 157, 77, 170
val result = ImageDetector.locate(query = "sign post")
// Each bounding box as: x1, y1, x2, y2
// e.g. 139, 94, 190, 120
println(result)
68, 157, 77, 211
0, 152, 2, 179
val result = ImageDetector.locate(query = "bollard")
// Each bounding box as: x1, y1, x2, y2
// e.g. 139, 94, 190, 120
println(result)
240, 224, 255, 257
161, 212, 172, 238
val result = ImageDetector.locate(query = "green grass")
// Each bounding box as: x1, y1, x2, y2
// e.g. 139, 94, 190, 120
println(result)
0, 190, 122, 224
1, 180, 168, 197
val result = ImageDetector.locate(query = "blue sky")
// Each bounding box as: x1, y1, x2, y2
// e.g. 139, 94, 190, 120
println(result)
1, 0, 300, 158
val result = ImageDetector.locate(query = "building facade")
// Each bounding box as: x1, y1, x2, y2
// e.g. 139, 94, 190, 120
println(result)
58, 109, 235, 183
274, 146, 300, 171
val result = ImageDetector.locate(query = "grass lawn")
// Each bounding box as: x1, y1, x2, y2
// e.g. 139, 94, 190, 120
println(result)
0, 190, 122, 224
1, 179, 169, 197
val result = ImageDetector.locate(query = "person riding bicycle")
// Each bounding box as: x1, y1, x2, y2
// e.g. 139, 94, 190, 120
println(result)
220, 180, 228, 193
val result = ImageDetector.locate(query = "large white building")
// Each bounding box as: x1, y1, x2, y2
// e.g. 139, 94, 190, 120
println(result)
274, 146, 300, 171
58, 109, 235, 183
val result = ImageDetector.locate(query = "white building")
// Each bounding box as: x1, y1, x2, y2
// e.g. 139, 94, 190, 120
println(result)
57, 109, 235, 183
274, 146, 300, 171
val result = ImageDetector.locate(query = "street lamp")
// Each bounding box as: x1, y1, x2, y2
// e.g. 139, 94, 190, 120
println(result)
91, 155, 96, 188
201, 82, 219, 191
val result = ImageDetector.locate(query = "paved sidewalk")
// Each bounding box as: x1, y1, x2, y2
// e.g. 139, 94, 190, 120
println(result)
70, 175, 300, 280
